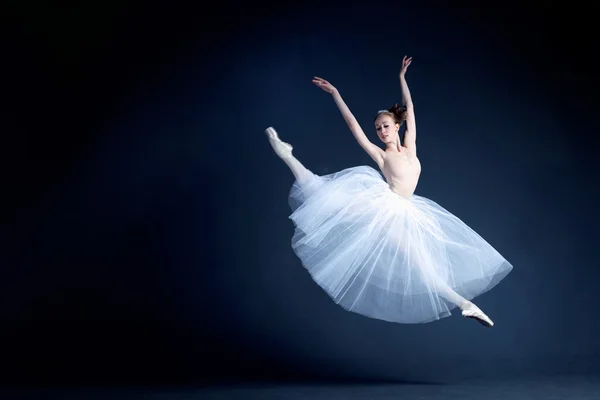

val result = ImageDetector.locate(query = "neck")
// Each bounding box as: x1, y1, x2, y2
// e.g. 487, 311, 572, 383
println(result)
385, 140, 400, 152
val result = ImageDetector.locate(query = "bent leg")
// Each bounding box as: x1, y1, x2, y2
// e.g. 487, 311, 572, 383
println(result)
416, 249, 494, 327
415, 249, 468, 308
391, 226, 494, 326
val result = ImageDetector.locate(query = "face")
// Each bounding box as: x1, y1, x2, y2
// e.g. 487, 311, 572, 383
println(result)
374, 114, 399, 144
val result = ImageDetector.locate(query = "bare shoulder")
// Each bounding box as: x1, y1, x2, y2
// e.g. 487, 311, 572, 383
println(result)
365, 142, 386, 168
390, 146, 421, 171
400, 145, 419, 161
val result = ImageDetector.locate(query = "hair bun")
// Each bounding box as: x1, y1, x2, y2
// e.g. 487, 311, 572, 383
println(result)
388, 103, 407, 121
374, 103, 407, 124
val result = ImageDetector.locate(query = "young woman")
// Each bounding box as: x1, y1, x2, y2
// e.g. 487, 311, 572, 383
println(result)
265, 56, 513, 327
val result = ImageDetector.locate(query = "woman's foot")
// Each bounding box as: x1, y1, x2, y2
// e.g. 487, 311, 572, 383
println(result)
265, 127, 293, 159
460, 301, 494, 327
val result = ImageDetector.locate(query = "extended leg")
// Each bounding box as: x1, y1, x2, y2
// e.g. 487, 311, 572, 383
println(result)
415, 248, 495, 327
265, 127, 315, 183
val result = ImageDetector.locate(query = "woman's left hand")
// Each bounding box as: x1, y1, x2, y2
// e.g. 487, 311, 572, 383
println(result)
400, 55, 412, 77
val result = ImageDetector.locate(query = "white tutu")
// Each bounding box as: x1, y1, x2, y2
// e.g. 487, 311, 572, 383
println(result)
288, 166, 513, 324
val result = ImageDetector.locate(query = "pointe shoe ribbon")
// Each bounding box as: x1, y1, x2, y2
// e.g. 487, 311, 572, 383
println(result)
461, 303, 494, 327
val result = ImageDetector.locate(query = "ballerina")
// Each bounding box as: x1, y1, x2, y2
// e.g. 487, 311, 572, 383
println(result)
265, 56, 512, 327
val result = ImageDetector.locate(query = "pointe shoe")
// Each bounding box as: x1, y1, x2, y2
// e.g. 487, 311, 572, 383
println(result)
461, 301, 494, 327
265, 127, 293, 159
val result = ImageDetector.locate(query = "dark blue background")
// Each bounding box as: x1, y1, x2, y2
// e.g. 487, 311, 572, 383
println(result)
2, 0, 598, 386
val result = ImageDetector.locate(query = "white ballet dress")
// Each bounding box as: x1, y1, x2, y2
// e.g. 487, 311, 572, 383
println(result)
288, 165, 513, 324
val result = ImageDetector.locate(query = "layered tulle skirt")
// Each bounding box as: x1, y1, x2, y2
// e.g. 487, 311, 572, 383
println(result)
288, 166, 512, 324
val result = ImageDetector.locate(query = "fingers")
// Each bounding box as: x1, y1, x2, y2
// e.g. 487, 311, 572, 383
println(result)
312, 80, 326, 90
312, 77, 332, 90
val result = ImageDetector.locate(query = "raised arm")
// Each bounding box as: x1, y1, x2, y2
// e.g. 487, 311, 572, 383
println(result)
399, 56, 417, 152
313, 77, 384, 167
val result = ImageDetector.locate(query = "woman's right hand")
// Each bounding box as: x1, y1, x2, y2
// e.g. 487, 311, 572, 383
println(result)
312, 77, 338, 94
